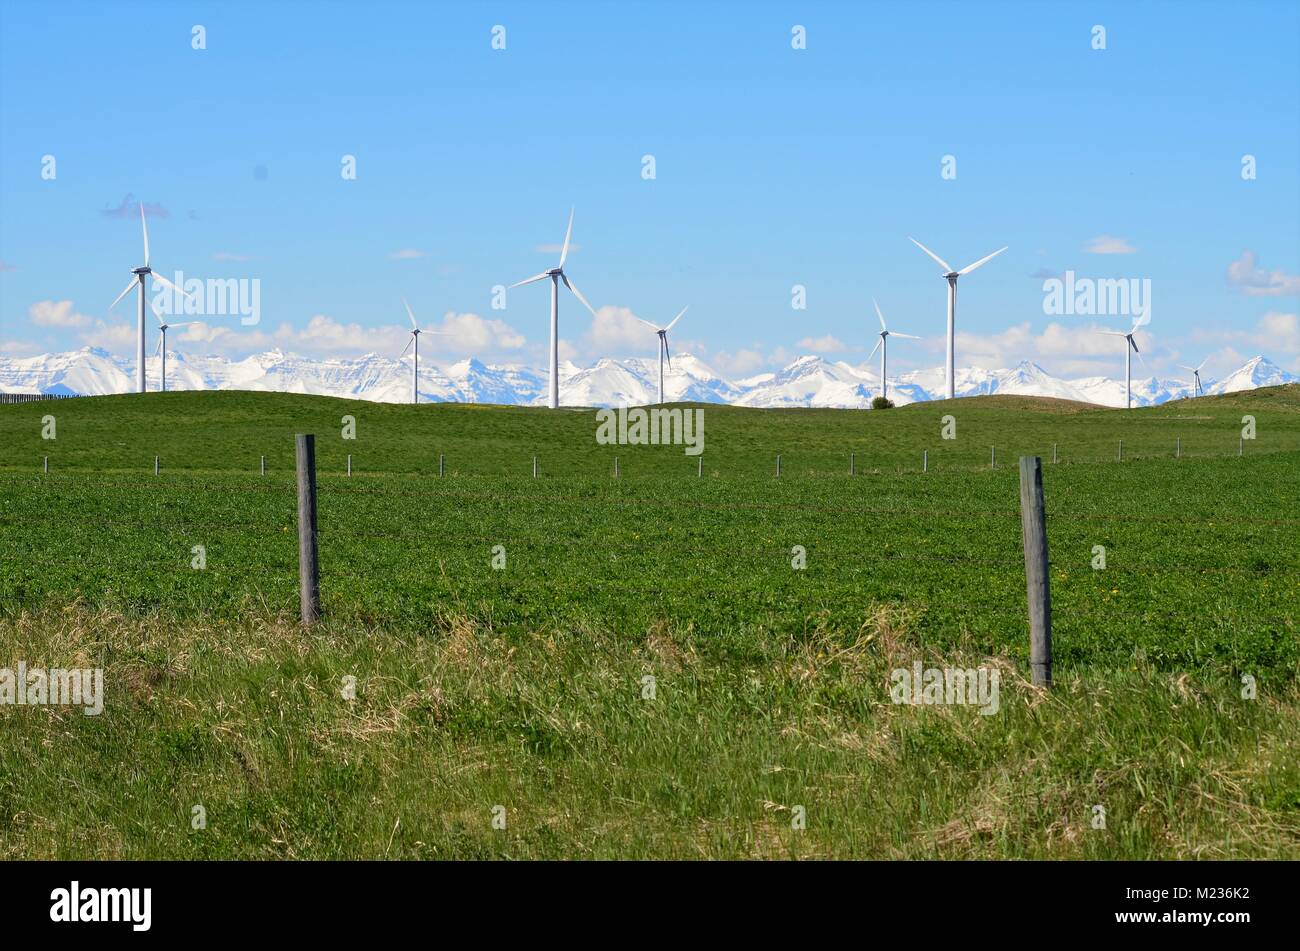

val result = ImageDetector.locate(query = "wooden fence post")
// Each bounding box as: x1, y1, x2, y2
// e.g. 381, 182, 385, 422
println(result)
776, 454, 782, 478
1018, 456, 1052, 688
346, 454, 352, 477
850, 452, 855, 476
532, 455, 538, 478
1052, 442, 1058, 464
923, 450, 928, 473
260, 455, 266, 476
439, 454, 445, 478
296, 434, 321, 626
154, 455, 159, 476
697, 456, 703, 478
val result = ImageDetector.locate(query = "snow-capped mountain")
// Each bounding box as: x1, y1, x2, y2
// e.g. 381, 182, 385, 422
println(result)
0, 348, 1294, 409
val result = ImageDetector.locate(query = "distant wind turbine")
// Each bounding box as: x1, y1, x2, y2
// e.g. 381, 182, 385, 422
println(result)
635, 306, 688, 404
1177, 357, 1209, 397
110, 202, 195, 394
399, 298, 450, 405
153, 307, 201, 393
1097, 319, 1149, 409
510, 208, 599, 409
868, 299, 920, 404
908, 237, 1007, 400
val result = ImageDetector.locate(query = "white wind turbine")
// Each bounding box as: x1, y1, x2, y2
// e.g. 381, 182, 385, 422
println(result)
1177, 357, 1209, 397
908, 237, 1007, 400
868, 298, 920, 404
635, 306, 688, 404
510, 208, 599, 409
1097, 318, 1149, 409
152, 306, 202, 393
399, 298, 450, 405
110, 202, 194, 393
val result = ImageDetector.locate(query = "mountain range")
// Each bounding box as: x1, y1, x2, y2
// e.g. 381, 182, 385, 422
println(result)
0, 348, 1293, 408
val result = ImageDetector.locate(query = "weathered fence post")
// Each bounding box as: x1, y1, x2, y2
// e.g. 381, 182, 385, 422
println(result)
347, 454, 352, 477
1052, 442, 1058, 464
532, 455, 538, 478
260, 455, 266, 476
43, 455, 48, 474
776, 454, 782, 478
614, 456, 620, 479
850, 452, 855, 476
1018, 456, 1052, 688
697, 456, 703, 478
154, 455, 159, 476
1175, 437, 1180, 459
296, 434, 321, 626
439, 454, 445, 478
1239, 437, 1243, 457
923, 450, 928, 473
1118, 440, 1123, 462
990, 446, 996, 469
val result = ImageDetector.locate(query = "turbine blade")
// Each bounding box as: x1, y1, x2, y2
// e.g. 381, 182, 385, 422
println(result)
634, 316, 661, 332
665, 305, 688, 331
399, 334, 414, 358
559, 207, 574, 268
140, 202, 150, 267
957, 246, 1008, 276
1128, 336, 1140, 354
867, 338, 882, 360
664, 335, 672, 369
1196, 357, 1210, 372
1176, 365, 1195, 372
908, 237, 953, 273
510, 271, 551, 288
150, 270, 195, 301
155, 334, 163, 357
403, 297, 418, 329
110, 278, 137, 310
890, 332, 921, 340
1098, 330, 1128, 337
561, 272, 597, 317
873, 297, 887, 331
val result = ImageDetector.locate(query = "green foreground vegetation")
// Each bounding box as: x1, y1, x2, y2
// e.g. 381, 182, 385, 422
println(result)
0, 388, 1297, 858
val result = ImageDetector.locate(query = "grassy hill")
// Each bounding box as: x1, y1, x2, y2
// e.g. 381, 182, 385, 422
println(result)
0, 389, 1296, 858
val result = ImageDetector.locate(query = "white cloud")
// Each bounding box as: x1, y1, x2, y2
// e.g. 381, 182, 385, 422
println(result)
708, 348, 771, 377
79, 320, 137, 351
585, 305, 654, 354
30, 299, 90, 328
1084, 235, 1137, 254
1226, 250, 1300, 297
796, 334, 847, 352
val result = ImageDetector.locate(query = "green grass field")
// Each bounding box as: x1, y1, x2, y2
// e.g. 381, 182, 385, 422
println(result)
0, 389, 1297, 858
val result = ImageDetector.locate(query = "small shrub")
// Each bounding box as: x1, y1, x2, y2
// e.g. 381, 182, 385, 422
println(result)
871, 396, 895, 410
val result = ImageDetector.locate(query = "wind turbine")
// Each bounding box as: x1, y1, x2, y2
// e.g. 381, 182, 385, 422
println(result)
153, 307, 201, 393
1097, 319, 1148, 409
110, 202, 194, 393
399, 298, 450, 405
868, 298, 920, 404
510, 208, 599, 409
635, 306, 688, 404
1177, 357, 1209, 397
908, 237, 1007, 400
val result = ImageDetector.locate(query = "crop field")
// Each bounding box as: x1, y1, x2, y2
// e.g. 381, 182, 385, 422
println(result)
0, 389, 1297, 859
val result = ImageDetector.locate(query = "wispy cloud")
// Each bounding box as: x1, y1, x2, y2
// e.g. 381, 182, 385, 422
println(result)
389, 249, 428, 260
101, 194, 168, 219
1226, 250, 1300, 297
1084, 235, 1137, 254
796, 334, 847, 352
30, 299, 91, 328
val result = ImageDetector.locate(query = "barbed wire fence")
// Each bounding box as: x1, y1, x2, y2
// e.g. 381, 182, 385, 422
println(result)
1, 433, 1296, 682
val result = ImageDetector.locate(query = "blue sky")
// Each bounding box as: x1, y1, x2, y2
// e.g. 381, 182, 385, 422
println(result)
2, 0, 1298, 379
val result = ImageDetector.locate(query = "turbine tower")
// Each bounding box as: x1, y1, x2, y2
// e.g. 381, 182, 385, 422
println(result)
1098, 319, 1148, 409
510, 208, 598, 409
635, 306, 688, 404
908, 238, 1007, 400
868, 298, 919, 404
110, 202, 193, 394
400, 298, 449, 405
153, 308, 200, 393
1177, 357, 1209, 397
